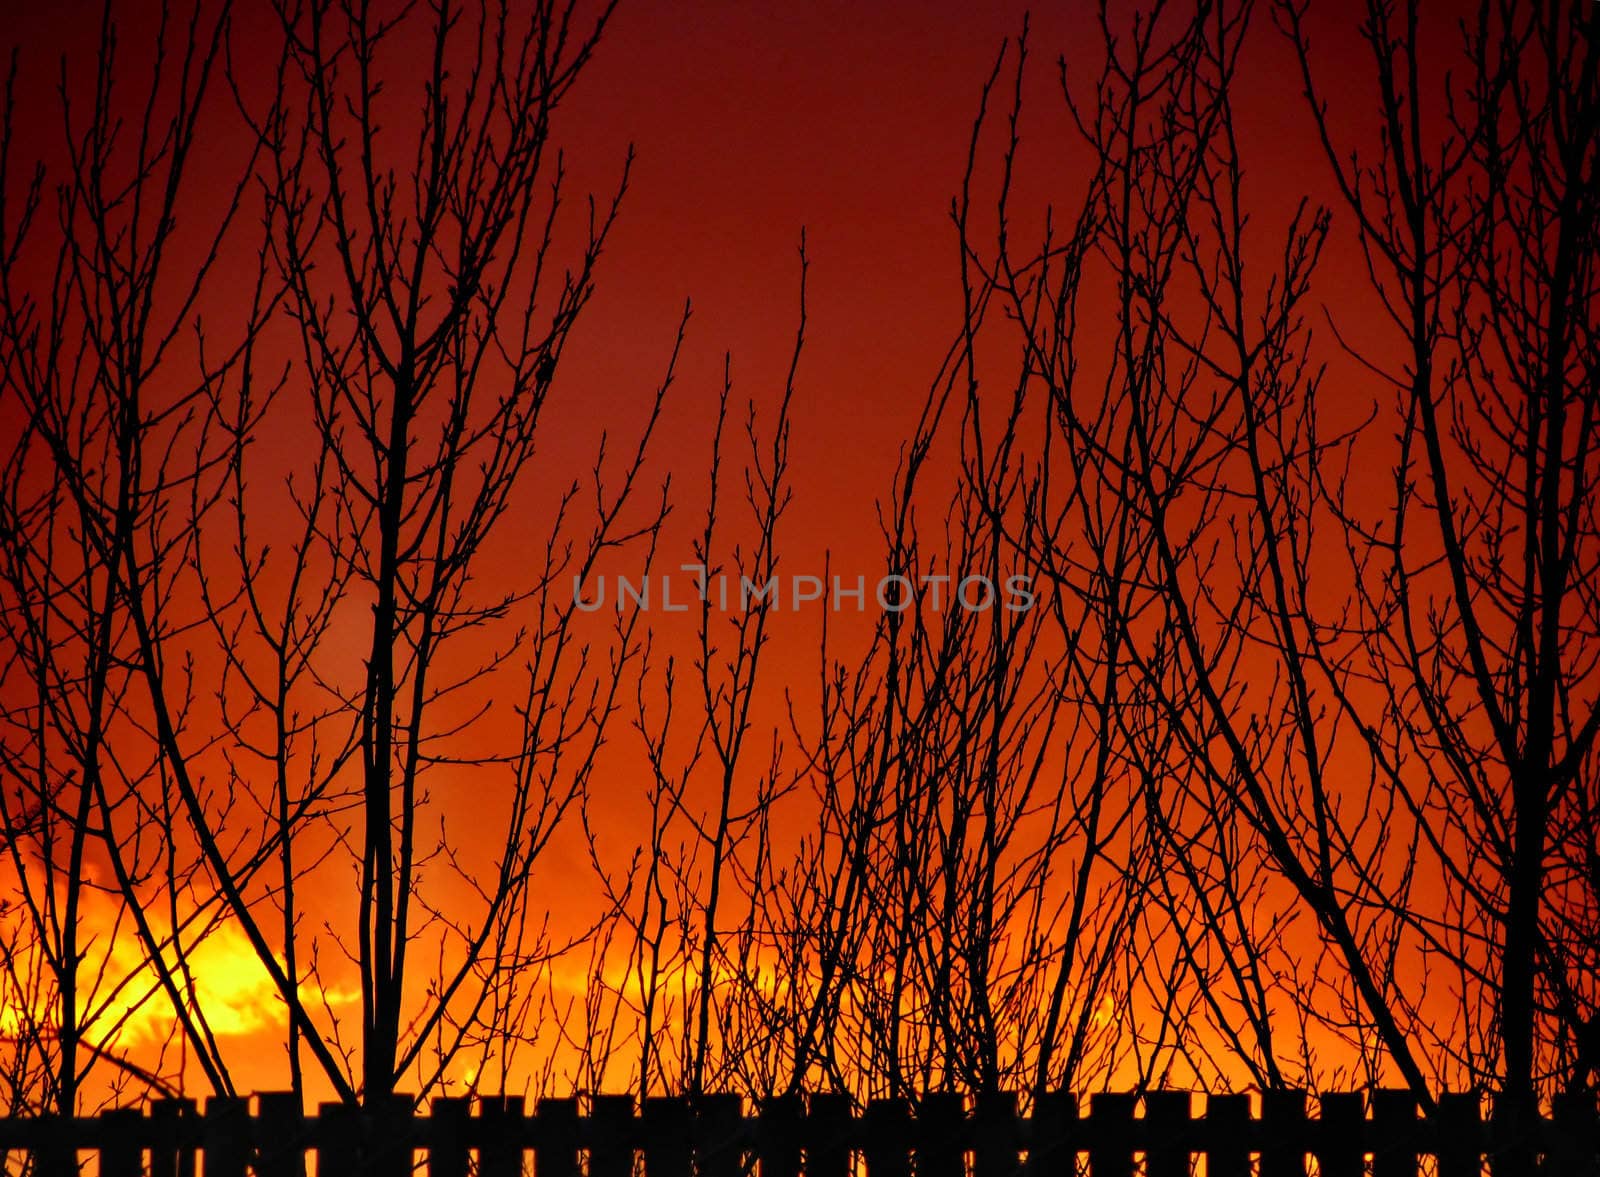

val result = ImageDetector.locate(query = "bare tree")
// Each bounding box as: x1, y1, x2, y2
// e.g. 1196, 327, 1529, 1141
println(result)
187, 0, 679, 1104
950, 0, 1599, 1135
0, 0, 257, 1122
1282, 0, 1600, 1109
2, 0, 1591, 1146
1, 0, 679, 1117
568, 242, 806, 1100
969, 0, 1452, 1101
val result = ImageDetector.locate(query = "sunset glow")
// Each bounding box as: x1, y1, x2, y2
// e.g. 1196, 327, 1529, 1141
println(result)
0, 2, 1594, 1161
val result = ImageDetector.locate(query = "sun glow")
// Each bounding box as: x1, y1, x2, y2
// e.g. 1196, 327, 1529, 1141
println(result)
0, 867, 357, 1061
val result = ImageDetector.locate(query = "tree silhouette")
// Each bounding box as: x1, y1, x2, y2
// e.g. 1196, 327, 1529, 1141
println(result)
0, 5, 1594, 1171
0, 0, 257, 1116
1, 0, 677, 1116
949, 0, 1599, 1135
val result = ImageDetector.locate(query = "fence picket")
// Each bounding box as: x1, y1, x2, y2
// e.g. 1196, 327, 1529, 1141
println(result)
1491, 1090, 1536, 1177
1431, 1092, 1481, 1177
147, 1097, 195, 1177
99, 1107, 142, 1177
1258, 1091, 1307, 1177
695, 1094, 744, 1177
1142, 1092, 1190, 1177
972, 1091, 1019, 1177
480, 1095, 525, 1177
537, 1097, 582, 1177
256, 1092, 308, 1177
644, 1097, 693, 1177
917, 1094, 965, 1177
1316, 1093, 1363, 1177
1370, 1089, 1417, 1177
429, 1096, 471, 1177
1087, 1093, 1134, 1177
1203, 1093, 1250, 1177
756, 1095, 803, 1177
863, 1098, 910, 1177
32, 1117, 73, 1177
1027, 1089, 1078, 1177
202, 1095, 251, 1177
806, 1093, 853, 1177
373, 1093, 415, 1177
317, 1102, 360, 1174
591, 1094, 638, 1177
1549, 1091, 1599, 1177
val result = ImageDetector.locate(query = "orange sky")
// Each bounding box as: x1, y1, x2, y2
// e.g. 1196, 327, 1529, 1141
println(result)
0, 0, 1524, 1111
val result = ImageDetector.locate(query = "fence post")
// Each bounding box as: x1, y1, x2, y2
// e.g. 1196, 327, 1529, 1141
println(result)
590, 1094, 637, 1177
479, 1095, 525, 1177
1316, 1093, 1363, 1177
1259, 1090, 1307, 1177
99, 1106, 143, 1177
316, 1097, 412, 1176
694, 1093, 743, 1177
863, 1098, 910, 1177
537, 1097, 582, 1177
1491, 1089, 1536, 1177
203, 1095, 251, 1177
33, 1113, 73, 1177
149, 1097, 197, 1177
1026, 1090, 1078, 1177
429, 1097, 471, 1177
1370, 1090, 1417, 1177
1203, 1093, 1250, 1177
807, 1093, 853, 1177
372, 1092, 415, 1177
317, 1103, 360, 1175
257, 1092, 308, 1177
645, 1097, 693, 1177
1086, 1093, 1134, 1177
1431, 1092, 1482, 1177
916, 1094, 964, 1177
972, 1090, 1019, 1177
1548, 1090, 1599, 1177
756, 1095, 802, 1177
1142, 1092, 1191, 1177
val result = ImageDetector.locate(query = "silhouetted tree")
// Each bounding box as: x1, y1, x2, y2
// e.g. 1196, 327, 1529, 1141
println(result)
202, 0, 674, 1104
0, 0, 254, 1122
955, 0, 1599, 1139
565, 242, 805, 1100
2, 1, 1592, 1161
1, 0, 676, 1119
1282, 0, 1599, 1131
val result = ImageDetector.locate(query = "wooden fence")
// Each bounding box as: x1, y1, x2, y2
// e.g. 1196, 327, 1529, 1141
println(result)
0, 1090, 1595, 1176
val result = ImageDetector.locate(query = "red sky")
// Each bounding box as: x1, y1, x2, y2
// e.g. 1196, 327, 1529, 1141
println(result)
0, 0, 1503, 1105
0, 0, 1411, 582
